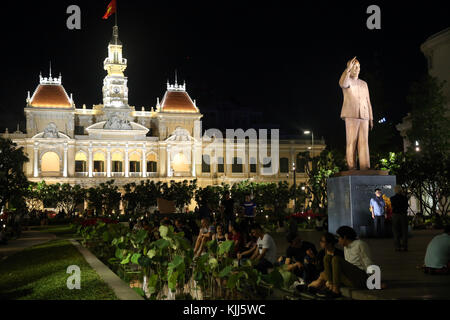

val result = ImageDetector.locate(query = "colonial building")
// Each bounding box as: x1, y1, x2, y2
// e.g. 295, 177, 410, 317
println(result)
397, 27, 450, 152
2, 26, 325, 196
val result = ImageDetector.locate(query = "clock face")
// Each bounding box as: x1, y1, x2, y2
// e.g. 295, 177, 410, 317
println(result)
113, 87, 120, 94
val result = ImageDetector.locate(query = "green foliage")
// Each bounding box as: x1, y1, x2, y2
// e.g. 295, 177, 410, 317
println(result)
300, 150, 343, 213
0, 137, 29, 211
87, 180, 121, 215
123, 180, 162, 215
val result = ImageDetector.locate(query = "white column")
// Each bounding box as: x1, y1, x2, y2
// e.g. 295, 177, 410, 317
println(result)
107, 146, 111, 178
191, 144, 196, 177
125, 145, 129, 177
63, 144, 68, 177
88, 147, 93, 177
142, 147, 147, 178
167, 146, 172, 177
33, 145, 39, 178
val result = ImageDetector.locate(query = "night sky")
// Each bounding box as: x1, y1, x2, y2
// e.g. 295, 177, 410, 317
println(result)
1, 0, 448, 150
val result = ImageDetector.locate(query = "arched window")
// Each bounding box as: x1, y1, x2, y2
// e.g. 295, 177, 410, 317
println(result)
75, 152, 87, 172
232, 157, 243, 173
296, 154, 306, 173
280, 157, 289, 173
146, 153, 157, 173
262, 157, 273, 174
172, 153, 190, 172
129, 153, 141, 173
202, 154, 211, 173
94, 152, 106, 173
217, 156, 224, 173
250, 157, 257, 173
41, 152, 60, 173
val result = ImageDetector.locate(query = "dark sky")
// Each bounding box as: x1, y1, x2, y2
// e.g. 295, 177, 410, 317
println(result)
0, 0, 448, 150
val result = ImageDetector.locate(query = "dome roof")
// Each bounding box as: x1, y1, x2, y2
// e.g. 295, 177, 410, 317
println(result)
160, 81, 199, 113
29, 75, 73, 108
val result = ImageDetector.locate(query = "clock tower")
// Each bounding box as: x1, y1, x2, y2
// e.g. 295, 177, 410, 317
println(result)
102, 26, 132, 129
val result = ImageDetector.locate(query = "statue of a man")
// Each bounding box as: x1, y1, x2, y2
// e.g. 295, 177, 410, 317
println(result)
339, 57, 373, 170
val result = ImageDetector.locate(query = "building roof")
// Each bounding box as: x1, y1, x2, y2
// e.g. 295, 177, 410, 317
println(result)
29, 75, 73, 108
160, 81, 199, 113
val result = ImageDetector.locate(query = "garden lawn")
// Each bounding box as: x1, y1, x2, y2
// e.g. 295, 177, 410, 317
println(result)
0, 239, 118, 300
32, 224, 78, 239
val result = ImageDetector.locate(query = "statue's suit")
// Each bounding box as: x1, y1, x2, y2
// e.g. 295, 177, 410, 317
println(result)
339, 70, 373, 170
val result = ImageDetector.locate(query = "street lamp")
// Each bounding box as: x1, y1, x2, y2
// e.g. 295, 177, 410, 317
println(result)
292, 161, 296, 211
304, 130, 314, 157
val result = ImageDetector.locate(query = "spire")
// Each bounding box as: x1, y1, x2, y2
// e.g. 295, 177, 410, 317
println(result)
49, 61, 52, 78
110, 25, 122, 45
175, 69, 178, 86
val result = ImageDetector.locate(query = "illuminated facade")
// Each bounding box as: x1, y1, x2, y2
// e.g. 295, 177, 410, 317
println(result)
2, 27, 325, 199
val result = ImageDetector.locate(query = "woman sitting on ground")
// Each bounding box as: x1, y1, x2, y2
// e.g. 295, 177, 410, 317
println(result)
194, 218, 215, 257
308, 226, 374, 298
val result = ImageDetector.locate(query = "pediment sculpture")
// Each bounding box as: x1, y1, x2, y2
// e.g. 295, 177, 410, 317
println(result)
103, 113, 132, 130
43, 123, 59, 138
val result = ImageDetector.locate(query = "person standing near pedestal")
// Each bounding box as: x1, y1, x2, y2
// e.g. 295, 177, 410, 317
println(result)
390, 185, 409, 251
339, 57, 374, 170
370, 189, 386, 238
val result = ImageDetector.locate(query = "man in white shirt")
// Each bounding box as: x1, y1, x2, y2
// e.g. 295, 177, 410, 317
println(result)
237, 224, 277, 274
319, 226, 373, 298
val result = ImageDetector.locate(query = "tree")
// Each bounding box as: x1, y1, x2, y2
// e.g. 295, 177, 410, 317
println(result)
300, 150, 345, 214
87, 180, 121, 216
400, 75, 450, 216
25, 182, 44, 215
123, 180, 162, 215
0, 138, 29, 212
58, 183, 86, 216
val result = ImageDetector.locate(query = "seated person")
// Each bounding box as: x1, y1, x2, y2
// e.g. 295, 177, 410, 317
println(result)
278, 234, 317, 282
194, 218, 215, 257
423, 225, 450, 275
213, 224, 228, 244
228, 222, 243, 258
174, 218, 193, 244
310, 226, 374, 298
307, 232, 344, 290
238, 224, 277, 274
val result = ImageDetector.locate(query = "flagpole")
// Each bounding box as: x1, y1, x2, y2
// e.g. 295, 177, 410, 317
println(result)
115, 0, 118, 27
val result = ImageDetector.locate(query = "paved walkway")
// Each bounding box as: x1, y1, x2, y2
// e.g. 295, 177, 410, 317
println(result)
0, 230, 56, 258
272, 229, 450, 300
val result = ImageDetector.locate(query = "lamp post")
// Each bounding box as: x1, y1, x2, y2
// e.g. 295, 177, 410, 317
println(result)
304, 130, 314, 157
292, 161, 296, 211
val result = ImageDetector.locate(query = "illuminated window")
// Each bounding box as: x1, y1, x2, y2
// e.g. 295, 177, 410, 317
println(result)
75, 152, 87, 172
94, 152, 106, 172
41, 152, 60, 172
146, 153, 157, 173
172, 153, 190, 172
129, 153, 141, 172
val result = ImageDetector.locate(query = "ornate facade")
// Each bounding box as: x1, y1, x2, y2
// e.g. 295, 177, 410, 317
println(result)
2, 27, 325, 195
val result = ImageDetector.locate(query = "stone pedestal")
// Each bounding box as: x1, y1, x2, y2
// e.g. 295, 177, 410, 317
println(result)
327, 174, 396, 237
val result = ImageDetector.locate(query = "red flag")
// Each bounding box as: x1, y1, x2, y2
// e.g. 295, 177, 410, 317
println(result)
102, 0, 116, 20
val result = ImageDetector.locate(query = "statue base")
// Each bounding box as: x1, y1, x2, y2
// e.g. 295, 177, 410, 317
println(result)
334, 170, 389, 177
327, 174, 396, 237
